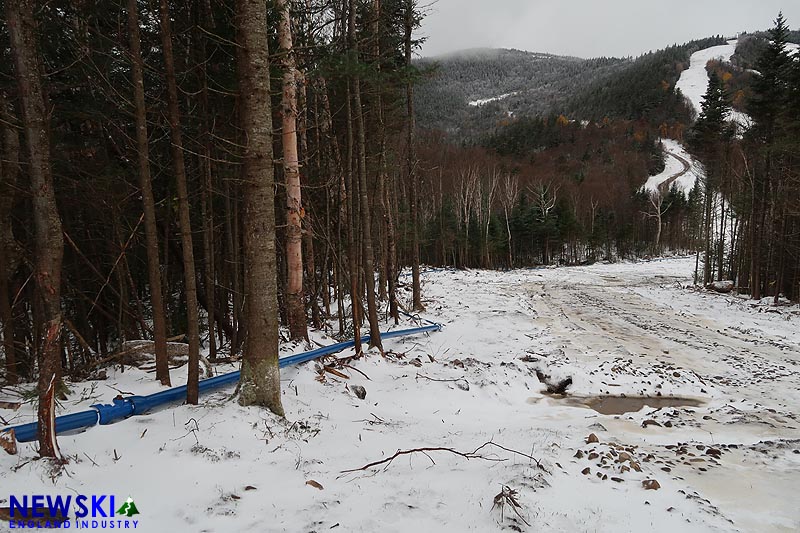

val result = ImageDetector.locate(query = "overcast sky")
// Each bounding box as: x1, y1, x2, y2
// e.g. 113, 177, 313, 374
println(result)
418, 0, 800, 58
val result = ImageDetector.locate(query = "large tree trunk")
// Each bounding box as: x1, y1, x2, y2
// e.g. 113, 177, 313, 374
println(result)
235, 0, 284, 416
158, 0, 201, 403
277, 0, 308, 341
128, 0, 171, 386
7, 0, 65, 458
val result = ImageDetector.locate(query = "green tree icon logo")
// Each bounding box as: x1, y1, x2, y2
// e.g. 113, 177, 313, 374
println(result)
116, 497, 140, 517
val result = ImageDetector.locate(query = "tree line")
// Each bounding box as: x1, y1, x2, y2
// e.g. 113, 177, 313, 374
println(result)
0, 0, 425, 456
688, 14, 800, 302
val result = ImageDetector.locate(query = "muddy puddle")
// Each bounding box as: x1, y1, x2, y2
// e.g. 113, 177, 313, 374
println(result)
534, 395, 703, 415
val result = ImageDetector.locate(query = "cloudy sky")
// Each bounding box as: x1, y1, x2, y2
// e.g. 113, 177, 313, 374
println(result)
418, 0, 800, 58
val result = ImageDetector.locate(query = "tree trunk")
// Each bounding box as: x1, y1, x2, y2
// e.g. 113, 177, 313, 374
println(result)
158, 0, 201, 403
405, 0, 423, 311
277, 0, 308, 341
0, 94, 21, 384
128, 0, 171, 386
349, 0, 382, 350
195, 0, 218, 361
235, 0, 284, 416
7, 0, 65, 458
344, 49, 361, 353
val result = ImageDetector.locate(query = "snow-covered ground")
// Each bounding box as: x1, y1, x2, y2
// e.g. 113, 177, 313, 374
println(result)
3, 258, 800, 532
643, 139, 703, 195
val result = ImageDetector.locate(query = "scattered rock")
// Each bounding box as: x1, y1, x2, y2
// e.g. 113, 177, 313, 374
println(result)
452, 359, 464, 368
611, 477, 624, 483
305, 480, 324, 490
705, 448, 722, 458
455, 380, 470, 391
586, 433, 599, 444
244, 485, 257, 491
574, 450, 585, 459
547, 377, 573, 395
707, 280, 734, 293
351, 385, 367, 400
642, 479, 661, 490
588, 423, 607, 432
642, 419, 662, 428
582, 467, 591, 475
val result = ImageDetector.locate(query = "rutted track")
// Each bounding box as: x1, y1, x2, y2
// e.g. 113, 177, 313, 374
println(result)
525, 266, 800, 410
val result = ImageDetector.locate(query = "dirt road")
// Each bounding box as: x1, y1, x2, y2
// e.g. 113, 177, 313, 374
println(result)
522, 259, 800, 531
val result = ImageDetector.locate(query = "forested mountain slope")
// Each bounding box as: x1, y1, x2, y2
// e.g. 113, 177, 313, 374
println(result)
414, 48, 626, 137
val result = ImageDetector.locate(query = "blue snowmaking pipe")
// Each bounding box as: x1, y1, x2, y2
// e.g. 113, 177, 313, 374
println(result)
3, 323, 440, 443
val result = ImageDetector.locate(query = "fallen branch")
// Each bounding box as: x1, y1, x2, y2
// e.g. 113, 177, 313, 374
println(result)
341, 440, 544, 474
85, 334, 185, 370
473, 441, 550, 473
323, 366, 349, 380
416, 373, 466, 384
492, 485, 530, 526
341, 446, 489, 473
342, 364, 371, 381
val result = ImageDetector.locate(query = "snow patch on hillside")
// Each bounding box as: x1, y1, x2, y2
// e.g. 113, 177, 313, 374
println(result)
468, 92, 518, 106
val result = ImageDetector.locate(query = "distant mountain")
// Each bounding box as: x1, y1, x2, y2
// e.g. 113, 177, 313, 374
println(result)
414, 37, 732, 138
414, 48, 626, 138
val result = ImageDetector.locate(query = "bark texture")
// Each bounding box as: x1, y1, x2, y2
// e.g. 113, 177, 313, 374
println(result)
235, 0, 284, 415
6, 0, 65, 457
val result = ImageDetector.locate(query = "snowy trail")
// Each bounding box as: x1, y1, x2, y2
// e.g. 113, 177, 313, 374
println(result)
676, 40, 739, 117
527, 266, 800, 410
644, 138, 703, 194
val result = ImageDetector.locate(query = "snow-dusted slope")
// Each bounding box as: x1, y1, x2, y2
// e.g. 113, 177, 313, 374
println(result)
675, 40, 739, 116
643, 139, 703, 194
675, 40, 754, 132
